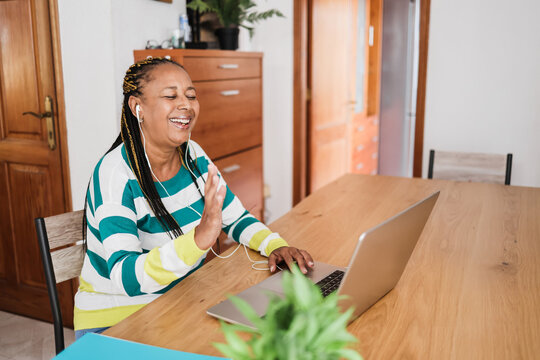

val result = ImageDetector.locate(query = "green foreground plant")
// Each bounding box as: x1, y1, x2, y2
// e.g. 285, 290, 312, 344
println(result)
187, 0, 284, 37
214, 266, 363, 360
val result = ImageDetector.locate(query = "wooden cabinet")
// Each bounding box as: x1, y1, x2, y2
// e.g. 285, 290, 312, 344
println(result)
133, 50, 264, 257
214, 147, 263, 218
190, 78, 262, 159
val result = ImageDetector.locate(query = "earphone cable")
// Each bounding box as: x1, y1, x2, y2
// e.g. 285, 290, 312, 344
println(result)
138, 123, 266, 269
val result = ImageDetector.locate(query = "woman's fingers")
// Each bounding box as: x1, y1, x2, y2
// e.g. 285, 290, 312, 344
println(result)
195, 164, 225, 250
279, 249, 295, 272
268, 247, 315, 274
300, 249, 315, 267
205, 164, 218, 200
205, 164, 225, 215
268, 252, 283, 273
290, 248, 309, 274
215, 183, 226, 205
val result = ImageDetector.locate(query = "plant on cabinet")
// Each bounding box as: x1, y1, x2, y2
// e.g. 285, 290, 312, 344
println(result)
187, 0, 284, 50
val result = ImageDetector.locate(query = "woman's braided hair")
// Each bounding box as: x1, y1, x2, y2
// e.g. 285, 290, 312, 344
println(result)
83, 57, 190, 247
118, 57, 186, 238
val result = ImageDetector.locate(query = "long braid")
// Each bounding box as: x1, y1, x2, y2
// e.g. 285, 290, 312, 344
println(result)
83, 57, 188, 249
121, 58, 187, 238
121, 96, 182, 238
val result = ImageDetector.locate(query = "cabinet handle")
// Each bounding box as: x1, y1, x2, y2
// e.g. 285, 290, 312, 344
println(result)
222, 164, 241, 173
219, 64, 239, 69
147, 55, 172, 60
221, 90, 240, 96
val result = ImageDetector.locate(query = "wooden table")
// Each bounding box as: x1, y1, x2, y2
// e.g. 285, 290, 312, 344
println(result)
105, 174, 540, 359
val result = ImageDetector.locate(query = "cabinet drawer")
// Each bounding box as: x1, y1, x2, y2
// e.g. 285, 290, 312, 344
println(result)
214, 146, 263, 220
183, 57, 261, 81
191, 78, 262, 159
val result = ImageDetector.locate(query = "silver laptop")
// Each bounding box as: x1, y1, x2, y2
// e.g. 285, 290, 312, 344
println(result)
207, 191, 440, 327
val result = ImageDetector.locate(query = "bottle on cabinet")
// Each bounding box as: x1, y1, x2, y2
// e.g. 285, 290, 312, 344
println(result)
180, 14, 191, 44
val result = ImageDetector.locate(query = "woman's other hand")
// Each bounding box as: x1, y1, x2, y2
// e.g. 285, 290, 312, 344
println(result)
268, 246, 314, 274
195, 164, 226, 250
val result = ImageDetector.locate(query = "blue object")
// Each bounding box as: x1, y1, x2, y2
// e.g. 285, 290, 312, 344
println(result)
54, 333, 227, 359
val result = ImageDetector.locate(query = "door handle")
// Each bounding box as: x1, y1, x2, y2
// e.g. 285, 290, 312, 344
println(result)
22, 96, 56, 150
22, 111, 51, 118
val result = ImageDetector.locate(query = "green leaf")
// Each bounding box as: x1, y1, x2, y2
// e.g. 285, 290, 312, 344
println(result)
186, 0, 211, 12
334, 348, 364, 360
227, 294, 264, 328
215, 261, 363, 359
213, 342, 251, 360
221, 324, 252, 355
313, 308, 356, 347
221, 323, 258, 334
291, 266, 315, 309
187, 0, 285, 35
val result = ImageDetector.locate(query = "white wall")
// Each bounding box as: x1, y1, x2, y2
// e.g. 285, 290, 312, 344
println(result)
57, 0, 118, 210
424, 0, 540, 187
58, 0, 293, 219
58, 0, 187, 210
240, 0, 294, 223
110, 0, 188, 123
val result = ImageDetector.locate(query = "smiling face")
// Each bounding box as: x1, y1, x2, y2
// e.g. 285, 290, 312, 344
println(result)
129, 63, 200, 151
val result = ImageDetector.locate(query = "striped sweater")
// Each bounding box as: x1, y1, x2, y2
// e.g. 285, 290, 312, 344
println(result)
74, 141, 287, 331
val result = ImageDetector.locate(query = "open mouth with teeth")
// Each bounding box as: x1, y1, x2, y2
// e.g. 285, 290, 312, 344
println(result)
169, 117, 191, 129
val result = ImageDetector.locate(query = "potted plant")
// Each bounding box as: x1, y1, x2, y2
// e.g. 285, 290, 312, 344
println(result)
214, 266, 363, 360
187, 0, 284, 50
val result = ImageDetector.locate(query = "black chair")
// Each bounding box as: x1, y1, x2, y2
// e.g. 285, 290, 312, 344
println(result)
427, 149, 512, 185
35, 210, 85, 354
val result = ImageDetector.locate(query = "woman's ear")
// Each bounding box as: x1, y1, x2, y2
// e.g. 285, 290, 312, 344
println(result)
128, 96, 141, 119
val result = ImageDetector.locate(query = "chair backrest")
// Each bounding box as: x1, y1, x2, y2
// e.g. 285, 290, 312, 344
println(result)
35, 210, 85, 354
427, 150, 512, 185
40, 210, 85, 283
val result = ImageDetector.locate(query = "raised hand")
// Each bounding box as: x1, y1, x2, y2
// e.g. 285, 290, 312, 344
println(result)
194, 164, 226, 250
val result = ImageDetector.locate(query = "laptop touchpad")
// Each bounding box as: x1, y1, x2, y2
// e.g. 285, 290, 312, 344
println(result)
258, 261, 342, 293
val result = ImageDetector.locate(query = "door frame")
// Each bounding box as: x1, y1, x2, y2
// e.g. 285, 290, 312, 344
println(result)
292, 0, 310, 205
49, 0, 72, 210
293, 0, 431, 204
412, 0, 431, 178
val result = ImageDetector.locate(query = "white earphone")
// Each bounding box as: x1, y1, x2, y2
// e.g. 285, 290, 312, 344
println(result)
136, 105, 142, 123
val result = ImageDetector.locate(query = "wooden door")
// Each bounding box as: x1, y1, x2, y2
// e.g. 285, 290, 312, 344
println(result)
308, 0, 381, 193
0, 0, 73, 326
350, 0, 382, 175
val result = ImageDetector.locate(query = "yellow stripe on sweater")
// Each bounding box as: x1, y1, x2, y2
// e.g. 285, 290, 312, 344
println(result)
74, 304, 146, 331
173, 228, 206, 266
144, 248, 178, 286
78, 276, 95, 293
265, 238, 289, 256
249, 229, 272, 251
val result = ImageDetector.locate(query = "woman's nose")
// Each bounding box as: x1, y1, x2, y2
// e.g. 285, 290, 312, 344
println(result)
177, 96, 192, 110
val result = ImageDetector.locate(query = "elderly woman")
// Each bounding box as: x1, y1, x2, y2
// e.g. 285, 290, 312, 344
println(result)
74, 58, 314, 338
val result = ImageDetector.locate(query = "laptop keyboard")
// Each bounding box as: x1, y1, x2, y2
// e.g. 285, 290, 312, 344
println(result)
315, 270, 345, 297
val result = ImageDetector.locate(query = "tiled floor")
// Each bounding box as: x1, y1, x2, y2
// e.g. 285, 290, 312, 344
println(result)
0, 311, 74, 360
